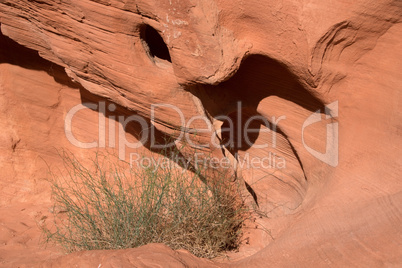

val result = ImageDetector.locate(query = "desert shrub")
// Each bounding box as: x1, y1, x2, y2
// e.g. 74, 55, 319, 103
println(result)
42, 150, 247, 259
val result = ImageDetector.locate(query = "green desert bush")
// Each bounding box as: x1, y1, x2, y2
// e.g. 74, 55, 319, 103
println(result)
42, 150, 247, 259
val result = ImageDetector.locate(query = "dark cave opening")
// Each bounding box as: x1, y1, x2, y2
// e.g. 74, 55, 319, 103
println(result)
140, 24, 172, 63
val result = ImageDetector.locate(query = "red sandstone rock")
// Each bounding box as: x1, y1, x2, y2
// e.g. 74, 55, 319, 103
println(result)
0, 0, 401, 267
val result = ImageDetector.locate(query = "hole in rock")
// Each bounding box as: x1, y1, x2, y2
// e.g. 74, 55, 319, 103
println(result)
183, 55, 328, 216
140, 25, 171, 63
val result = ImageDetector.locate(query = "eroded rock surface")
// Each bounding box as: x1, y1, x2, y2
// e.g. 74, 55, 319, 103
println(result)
0, 0, 401, 266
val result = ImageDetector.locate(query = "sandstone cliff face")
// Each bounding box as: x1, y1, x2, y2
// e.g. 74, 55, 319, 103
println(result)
0, 0, 401, 267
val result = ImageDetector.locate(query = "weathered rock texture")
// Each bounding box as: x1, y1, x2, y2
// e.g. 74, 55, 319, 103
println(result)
0, 0, 401, 267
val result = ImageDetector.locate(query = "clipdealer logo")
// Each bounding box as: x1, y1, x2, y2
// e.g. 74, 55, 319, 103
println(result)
302, 101, 339, 167
64, 101, 339, 168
